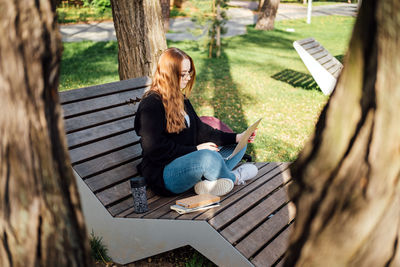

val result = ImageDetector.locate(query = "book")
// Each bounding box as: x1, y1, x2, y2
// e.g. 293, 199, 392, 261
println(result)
176, 194, 220, 209
170, 203, 220, 214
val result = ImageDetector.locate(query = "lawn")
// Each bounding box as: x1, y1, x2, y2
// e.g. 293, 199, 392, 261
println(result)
60, 15, 355, 163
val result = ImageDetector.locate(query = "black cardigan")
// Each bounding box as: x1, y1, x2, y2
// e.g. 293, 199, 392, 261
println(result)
134, 92, 237, 196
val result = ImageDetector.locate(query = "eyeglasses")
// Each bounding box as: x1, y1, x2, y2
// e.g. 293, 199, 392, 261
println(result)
180, 72, 191, 79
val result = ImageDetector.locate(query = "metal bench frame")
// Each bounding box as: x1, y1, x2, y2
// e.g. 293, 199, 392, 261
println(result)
294, 37, 343, 95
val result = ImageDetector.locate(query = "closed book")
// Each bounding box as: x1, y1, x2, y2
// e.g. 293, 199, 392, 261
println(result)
170, 203, 220, 214
176, 194, 220, 209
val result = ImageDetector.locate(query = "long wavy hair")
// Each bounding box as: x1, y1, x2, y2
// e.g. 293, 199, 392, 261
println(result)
145, 47, 196, 133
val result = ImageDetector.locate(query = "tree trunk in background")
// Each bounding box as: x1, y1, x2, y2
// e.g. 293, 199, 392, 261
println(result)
285, 0, 400, 266
173, 0, 183, 8
160, 0, 171, 32
110, 0, 167, 79
0, 0, 93, 266
255, 0, 280, 30
258, 0, 265, 11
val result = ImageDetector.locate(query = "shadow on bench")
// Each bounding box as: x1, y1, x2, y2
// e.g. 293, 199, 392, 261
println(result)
60, 77, 294, 267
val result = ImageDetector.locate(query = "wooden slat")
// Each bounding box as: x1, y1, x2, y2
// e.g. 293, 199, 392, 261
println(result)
317, 54, 333, 65
127, 190, 195, 218
66, 117, 135, 149
274, 256, 286, 267
62, 89, 144, 118
329, 63, 342, 76
302, 41, 319, 50
311, 50, 328, 60
69, 131, 140, 165
59, 76, 151, 104
322, 59, 336, 71
84, 158, 141, 192
73, 143, 142, 178
220, 185, 289, 244
110, 191, 159, 217
236, 203, 295, 260
192, 163, 289, 221
306, 45, 323, 55
159, 162, 269, 220
208, 168, 291, 230
64, 104, 138, 133
96, 180, 131, 207
251, 223, 294, 267
297, 38, 314, 45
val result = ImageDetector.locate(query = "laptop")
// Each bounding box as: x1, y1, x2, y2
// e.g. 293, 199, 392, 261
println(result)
219, 118, 262, 160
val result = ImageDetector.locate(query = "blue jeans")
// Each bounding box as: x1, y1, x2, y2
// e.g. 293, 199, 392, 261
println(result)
163, 144, 247, 194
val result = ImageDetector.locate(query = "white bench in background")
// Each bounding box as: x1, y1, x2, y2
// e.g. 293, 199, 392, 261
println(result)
293, 38, 343, 95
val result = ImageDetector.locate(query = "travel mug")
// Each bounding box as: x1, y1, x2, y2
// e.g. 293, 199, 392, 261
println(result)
130, 177, 149, 213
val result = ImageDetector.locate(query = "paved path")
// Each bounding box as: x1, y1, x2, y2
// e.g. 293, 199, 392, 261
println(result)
60, 2, 357, 42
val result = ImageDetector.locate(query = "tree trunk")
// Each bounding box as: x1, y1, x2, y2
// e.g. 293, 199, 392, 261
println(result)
216, 3, 221, 58
0, 1, 93, 266
258, 0, 265, 11
173, 0, 183, 8
160, 0, 170, 33
255, 0, 280, 30
285, 0, 400, 266
110, 0, 167, 79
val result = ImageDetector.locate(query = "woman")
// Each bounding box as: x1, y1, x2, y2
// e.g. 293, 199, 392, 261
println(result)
134, 47, 258, 197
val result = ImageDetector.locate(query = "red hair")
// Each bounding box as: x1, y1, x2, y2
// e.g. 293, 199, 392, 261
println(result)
146, 47, 196, 133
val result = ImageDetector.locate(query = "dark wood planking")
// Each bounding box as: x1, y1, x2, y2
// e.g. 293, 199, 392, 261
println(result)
160, 162, 273, 220
110, 192, 159, 217
274, 256, 286, 267
192, 163, 287, 221
64, 104, 137, 133
306, 46, 323, 55
220, 185, 290, 244
302, 41, 319, 50
208, 168, 291, 230
236, 203, 295, 260
66, 117, 135, 149
317, 54, 333, 65
311, 50, 328, 60
62, 89, 144, 118
251, 224, 294, 267
84, 158, 142, 192
96, 180, 131, 207
69, 131, 140, 165
59, 76, 151, 104
127, 190, 195, 218
322, 59, 336, 71
73, 143, 142, 178
297, 38, 314, 45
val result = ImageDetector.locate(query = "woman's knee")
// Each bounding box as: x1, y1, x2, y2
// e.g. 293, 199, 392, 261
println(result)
197, 149, 222, 161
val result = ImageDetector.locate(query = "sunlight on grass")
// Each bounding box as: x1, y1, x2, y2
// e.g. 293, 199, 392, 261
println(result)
60, 16, 355, 162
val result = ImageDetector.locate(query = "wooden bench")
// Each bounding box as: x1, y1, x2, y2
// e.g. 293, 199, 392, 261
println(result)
293, 37, 343, 95
60, 77, 295, 267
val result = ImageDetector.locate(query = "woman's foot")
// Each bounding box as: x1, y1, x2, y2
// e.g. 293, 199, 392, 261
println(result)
233, 164, 258, 185
194, 178, 234, 196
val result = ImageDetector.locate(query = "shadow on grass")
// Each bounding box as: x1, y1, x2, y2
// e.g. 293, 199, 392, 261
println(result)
192, 50, 256, 159
271, 69, 320, 91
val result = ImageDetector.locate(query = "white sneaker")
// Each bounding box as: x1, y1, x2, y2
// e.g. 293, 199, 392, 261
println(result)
233, 164, 258, 185
194, 178, 234, 196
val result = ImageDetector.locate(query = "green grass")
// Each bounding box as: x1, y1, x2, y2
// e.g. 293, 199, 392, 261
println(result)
60, 15, 355, 162
57, 6, 112, 24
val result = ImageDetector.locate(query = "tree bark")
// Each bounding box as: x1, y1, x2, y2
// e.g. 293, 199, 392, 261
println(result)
160, 0, 170, 33
110, 0, 167, 79
173, 0, 183, 8
285, 0, 400, 266
0, 0, 93, 266
255, 0, 280, 30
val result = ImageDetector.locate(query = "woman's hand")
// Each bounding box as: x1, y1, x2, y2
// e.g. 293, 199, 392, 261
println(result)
197, 142, 220, 151
236, 129, 257, 143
